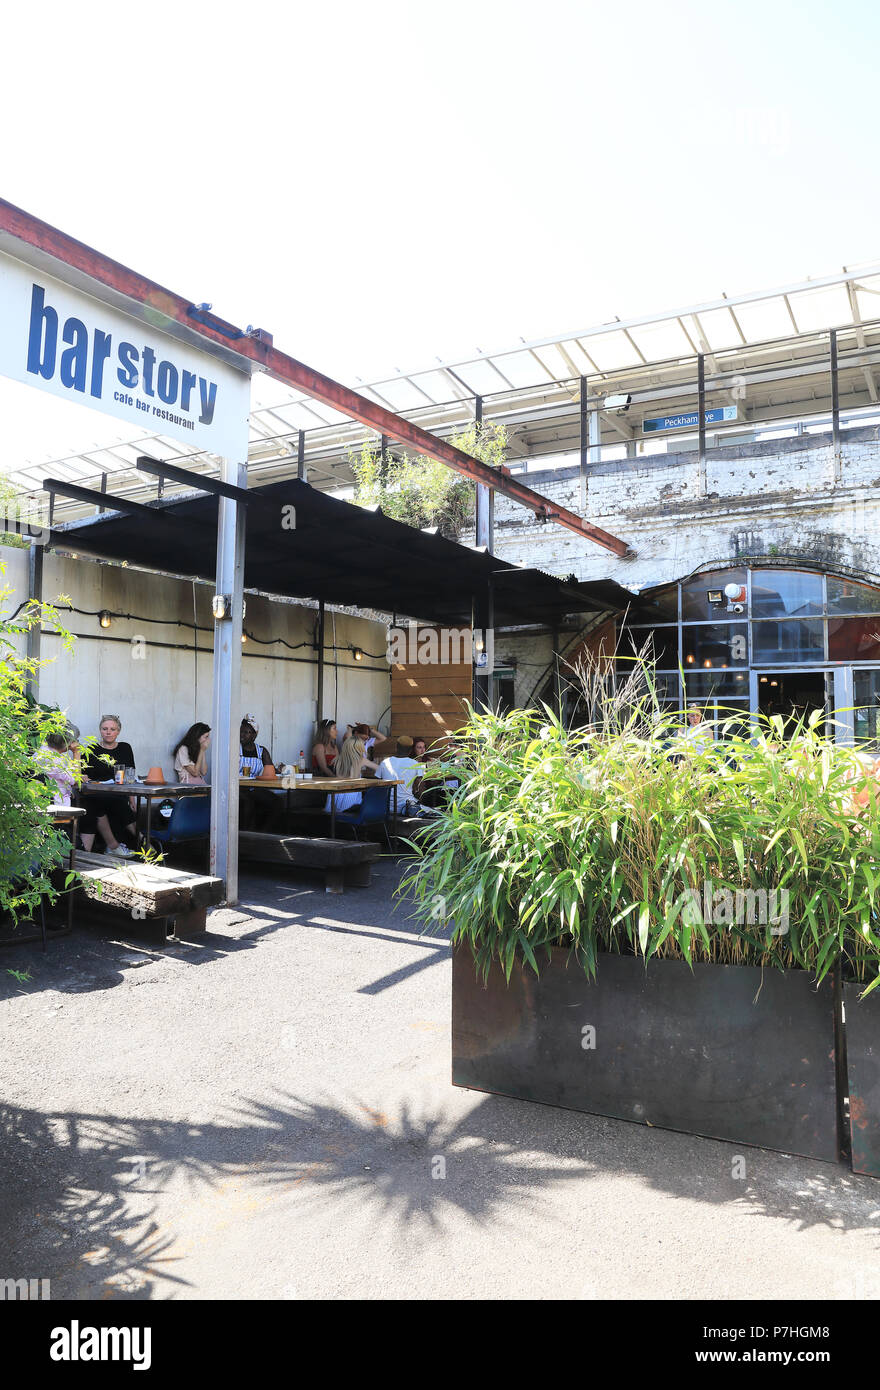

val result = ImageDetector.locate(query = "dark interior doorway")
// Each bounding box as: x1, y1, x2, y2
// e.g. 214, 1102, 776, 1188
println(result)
757, 670, 828, 734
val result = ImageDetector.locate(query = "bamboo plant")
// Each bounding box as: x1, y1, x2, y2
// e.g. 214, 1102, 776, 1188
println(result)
400, 653, 880, 994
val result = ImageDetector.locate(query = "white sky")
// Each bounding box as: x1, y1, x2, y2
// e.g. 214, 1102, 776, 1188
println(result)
3, 0, 880, 472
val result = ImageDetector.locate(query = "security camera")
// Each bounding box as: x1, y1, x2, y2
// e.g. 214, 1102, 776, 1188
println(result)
732, 603, 744, 614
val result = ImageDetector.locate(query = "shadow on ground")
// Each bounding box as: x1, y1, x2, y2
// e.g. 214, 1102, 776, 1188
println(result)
3, 1085, 879, 1299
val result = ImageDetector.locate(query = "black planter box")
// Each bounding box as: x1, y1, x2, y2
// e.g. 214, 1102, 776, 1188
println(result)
843, 983, 880, 1177
452, 946, 839, 1162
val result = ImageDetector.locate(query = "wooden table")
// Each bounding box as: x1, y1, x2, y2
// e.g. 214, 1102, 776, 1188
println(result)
239, 775, 403, 837
81, 780, 209, 849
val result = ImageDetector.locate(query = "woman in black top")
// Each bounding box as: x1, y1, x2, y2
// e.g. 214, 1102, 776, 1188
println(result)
79, 714, 137, 856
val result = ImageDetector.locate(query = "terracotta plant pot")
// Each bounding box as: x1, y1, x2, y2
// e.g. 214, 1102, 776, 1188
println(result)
144, 766, 166, 784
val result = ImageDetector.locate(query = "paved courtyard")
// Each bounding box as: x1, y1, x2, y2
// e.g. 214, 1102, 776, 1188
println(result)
1, 856, 879, 1301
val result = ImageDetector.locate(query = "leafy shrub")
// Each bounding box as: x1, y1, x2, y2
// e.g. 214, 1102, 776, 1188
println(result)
401, 659, 880, 993
351, 421, 507, 539
0, 562, 76, 922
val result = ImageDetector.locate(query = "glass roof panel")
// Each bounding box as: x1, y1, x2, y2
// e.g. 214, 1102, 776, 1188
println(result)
361, 376, 430, 411
788, 285, 852, 332
688, 307, 743, 351
404, 370, 454, 403
562, 338, 603, 374
629, 319, 695, 362
584, 330, 644, 371
729, 298, 796, 342
529, 343, 576, 381
486, 351, 549, 389
450, 358, 512, 394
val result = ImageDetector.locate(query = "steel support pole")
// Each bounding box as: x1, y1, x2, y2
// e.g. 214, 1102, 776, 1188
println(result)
474, 395, 494, 551
579, 377, 588, 512
697, 353, 707, 495
26, 543, 43, 701
297, 430, 307, 482
210, 458, 247, 903
830, 328, 840, 445
589, 402, 601, 467
472, 578, 494, 712
316, 599, 326, 722
551, 627, 562, 718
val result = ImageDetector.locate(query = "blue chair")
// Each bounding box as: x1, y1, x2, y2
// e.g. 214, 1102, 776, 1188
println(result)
332, 784, 393, 849
150, 795, 211, 865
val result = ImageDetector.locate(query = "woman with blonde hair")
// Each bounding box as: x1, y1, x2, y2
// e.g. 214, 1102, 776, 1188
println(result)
79, 713, 137, 855
324, 736, 378, 814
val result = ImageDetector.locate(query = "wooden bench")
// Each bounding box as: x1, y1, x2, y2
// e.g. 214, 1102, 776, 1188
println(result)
74, 851, 225, 939
390, 814, 442, 850
238, 832, 380, 893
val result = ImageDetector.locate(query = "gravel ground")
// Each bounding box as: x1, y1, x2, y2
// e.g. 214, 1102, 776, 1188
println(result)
1, 856, 880, 1301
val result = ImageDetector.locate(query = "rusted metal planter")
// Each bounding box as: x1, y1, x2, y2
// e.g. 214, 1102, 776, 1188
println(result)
452, 945, 840, 1162
843, 983, 880, 1177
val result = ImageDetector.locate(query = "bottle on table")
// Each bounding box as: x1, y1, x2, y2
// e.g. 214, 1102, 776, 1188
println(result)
298, 749, 306, 773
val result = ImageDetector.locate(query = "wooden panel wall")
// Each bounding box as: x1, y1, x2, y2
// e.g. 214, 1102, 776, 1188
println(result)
386, 627, 473, 752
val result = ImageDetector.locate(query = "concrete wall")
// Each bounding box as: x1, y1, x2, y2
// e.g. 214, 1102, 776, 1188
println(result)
0, 548, 390, 775
492, 424, 880, 592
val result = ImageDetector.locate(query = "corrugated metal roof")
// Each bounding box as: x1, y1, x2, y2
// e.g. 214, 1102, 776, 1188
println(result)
47, 477, 642, 628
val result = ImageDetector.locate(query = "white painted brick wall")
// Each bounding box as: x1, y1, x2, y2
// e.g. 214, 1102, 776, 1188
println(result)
490, 426, 880, 592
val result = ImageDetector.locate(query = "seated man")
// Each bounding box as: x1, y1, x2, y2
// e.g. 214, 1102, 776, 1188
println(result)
376, 737, 423, 816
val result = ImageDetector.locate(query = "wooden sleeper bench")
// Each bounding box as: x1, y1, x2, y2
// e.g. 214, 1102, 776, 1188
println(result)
238, 832, 380, 892
74, 851, 225, 939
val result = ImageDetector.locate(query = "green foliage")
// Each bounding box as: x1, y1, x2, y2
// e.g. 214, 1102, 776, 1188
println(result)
401, 656, 880, 993
0, 560, 76, 922
0, 477, 40, 550
350, 421, 507, 538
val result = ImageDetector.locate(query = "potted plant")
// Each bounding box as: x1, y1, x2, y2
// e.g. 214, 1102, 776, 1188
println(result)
402, 658, 880, 1165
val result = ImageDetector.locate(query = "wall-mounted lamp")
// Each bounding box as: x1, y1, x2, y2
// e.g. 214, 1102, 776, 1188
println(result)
99, 610, 112, 629
241, 632, 248, 644
686, 654, 695, 664
352, 647, 363, 662
703, 659, 712, 668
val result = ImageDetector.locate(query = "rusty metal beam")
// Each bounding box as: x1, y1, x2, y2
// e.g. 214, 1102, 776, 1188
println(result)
0, 198, 631, 557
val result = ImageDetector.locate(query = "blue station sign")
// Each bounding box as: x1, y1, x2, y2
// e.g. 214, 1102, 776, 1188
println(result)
643, 405, 739, 434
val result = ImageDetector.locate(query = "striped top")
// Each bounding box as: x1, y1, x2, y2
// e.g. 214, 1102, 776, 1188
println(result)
239, 743, 267, 778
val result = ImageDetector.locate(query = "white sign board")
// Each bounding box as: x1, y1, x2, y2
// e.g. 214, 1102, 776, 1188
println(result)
0, 252, 251, 459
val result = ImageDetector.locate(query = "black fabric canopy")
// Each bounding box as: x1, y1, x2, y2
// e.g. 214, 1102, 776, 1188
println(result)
48, 478, 642, 627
